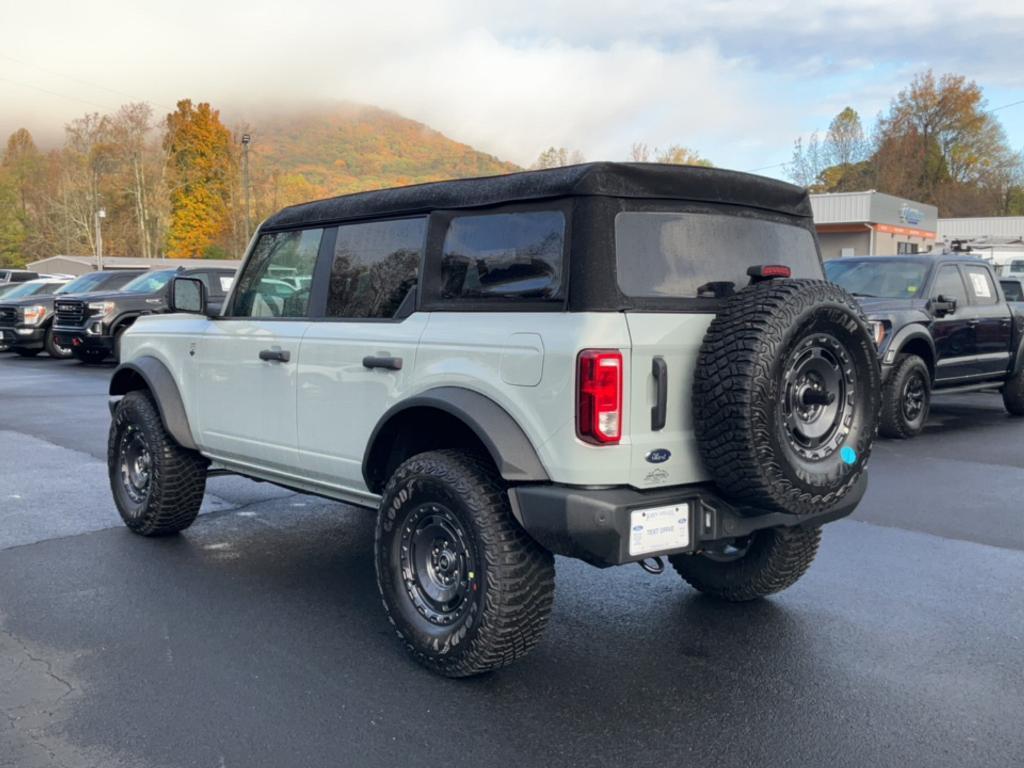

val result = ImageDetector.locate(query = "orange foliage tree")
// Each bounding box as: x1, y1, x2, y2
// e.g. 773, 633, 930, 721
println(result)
163, 100, 235, 258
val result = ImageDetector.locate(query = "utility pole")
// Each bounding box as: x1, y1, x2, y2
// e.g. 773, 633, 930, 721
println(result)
95, 208, 106, 270
241, 134, 252, 243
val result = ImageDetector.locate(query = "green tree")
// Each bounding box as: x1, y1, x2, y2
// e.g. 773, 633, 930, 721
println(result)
164, 100, 235, 259
531, 147, 585, 169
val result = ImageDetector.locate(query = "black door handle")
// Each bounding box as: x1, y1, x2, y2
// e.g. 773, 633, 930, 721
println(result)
363, 355, 403, 371
259, 348, 290, 363
651, 356, 667, 431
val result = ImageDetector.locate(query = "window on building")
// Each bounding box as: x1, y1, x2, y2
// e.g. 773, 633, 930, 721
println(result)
325, 218, 426, 319
897, 242, 920, 255
440, 211, 565, 301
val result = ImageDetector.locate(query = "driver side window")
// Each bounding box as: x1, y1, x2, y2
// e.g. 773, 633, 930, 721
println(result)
229, 228, 323, 318
931, 266, 967, 305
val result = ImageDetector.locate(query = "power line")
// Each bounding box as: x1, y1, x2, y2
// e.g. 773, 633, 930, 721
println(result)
990, 98, 1024, 114
0, 75, 115, 111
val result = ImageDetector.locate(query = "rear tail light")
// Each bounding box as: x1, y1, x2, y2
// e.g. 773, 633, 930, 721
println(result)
577, 349, 623, 444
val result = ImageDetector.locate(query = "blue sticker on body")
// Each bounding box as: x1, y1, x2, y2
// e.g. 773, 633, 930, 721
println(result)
840, 446, 857, 465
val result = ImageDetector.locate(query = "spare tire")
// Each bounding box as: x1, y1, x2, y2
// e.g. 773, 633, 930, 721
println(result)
693, 279, 880, 515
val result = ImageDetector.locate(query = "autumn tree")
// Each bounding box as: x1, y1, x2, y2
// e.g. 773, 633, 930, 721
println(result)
825, 107, 868, 167
531, 147, 585, 169
629, 142, 651, 162
655, 145, 712, 166
163, 100, 235, 259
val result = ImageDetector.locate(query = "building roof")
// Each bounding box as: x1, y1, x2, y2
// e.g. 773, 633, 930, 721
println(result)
938, 217, 1024, 240
262, 162, 813, 230
27, 255, 243, 272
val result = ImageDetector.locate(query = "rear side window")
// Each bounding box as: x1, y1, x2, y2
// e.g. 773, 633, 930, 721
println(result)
326, 218, 426, 319
230, 228, 323, 318
1001, 280, 1023, 302
615, 212, 820, 299
440, 211, 565, 301
962, 265, 997, 305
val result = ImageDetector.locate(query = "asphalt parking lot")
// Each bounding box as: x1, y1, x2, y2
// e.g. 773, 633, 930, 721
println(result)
1, 355, 1022, 768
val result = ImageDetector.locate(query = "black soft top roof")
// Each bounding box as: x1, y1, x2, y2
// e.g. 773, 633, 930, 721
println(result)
262, 162, 812, 230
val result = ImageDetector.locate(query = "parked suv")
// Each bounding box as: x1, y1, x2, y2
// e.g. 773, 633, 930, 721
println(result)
825, 255, 1024, 438
107, 163, 880, 676
0, 270, 144, 358
0, 269, 40, 285
53, 265, 236, 363
0, 278, 70, 353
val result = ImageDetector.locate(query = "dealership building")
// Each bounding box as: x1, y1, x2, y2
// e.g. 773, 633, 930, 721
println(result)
810, 191, 938, 260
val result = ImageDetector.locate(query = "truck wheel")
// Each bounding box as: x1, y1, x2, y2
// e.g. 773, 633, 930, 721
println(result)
108, 390, 208, 536
668, 525, 822, 602
879, 354, 931, 438
1003, 366, 1024, 416
375, 450, 555, 677
44, 327, 73, 359
693, 280, 880, 515
13, 347, 42, 357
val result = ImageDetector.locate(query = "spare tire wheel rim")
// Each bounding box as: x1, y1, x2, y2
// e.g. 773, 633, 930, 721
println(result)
781, 333, 856, 461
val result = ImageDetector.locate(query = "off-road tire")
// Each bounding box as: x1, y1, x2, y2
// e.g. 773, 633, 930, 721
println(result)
13, 347, 41, 357
879, 353, 931, 438
375, 450, 555, 677
75, 348, 108, 364
1003, 366, 1024, 416
669, 525, 822, 602
108, 390, 208, 536
693, 279, 881, 515
44, 327, 73, 359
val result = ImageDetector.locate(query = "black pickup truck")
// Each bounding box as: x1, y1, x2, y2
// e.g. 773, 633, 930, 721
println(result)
825, 255, 1024, 438
0, 270, 143, 358
53, 265, 236, 363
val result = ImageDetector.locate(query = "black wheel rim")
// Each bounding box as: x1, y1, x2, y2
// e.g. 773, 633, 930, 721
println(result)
902, 371, 927, 422
52, 336, 72, 356
781, 334, 857, 461
399, 503, 476, 626
118, 425, 152, 507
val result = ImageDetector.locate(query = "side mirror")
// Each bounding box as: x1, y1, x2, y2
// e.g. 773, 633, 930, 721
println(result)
170, 277, 207, 315
931, 294, 957, 317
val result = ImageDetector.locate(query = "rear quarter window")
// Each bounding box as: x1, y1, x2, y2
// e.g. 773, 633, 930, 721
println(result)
614, 211, 820, 299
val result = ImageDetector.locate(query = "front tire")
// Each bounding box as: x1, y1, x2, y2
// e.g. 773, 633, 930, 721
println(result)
375, 450, 555, 677
668, 526, 822, 602
44, 327, 73, 359
879, 354, 931, 438
108, 390, 209, 536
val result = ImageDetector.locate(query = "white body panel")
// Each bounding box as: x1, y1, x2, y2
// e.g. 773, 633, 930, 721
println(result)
121, 306, 710, 499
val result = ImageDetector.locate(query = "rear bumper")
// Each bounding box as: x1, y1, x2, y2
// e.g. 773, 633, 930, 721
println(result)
508, 474, 866, 568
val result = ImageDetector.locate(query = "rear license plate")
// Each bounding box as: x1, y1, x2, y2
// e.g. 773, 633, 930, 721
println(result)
628, 503, 690, 557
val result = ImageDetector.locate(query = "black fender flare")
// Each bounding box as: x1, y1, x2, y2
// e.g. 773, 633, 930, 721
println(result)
109, 356, 197, 450
362, 387, 549, 492
888, 324, 936, 369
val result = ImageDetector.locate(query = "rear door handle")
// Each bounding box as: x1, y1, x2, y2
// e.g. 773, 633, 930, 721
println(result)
651, 356, 668, 431
363, 355, 403, 371
258, 348, 291, 363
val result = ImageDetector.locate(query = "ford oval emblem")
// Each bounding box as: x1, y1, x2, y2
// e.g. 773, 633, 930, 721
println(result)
645, 449, 671, 464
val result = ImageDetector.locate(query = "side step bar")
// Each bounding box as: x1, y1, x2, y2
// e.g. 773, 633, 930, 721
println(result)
935, 382, 1004, 395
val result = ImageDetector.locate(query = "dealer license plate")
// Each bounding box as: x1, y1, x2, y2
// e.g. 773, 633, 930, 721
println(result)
628, 503, 690, 557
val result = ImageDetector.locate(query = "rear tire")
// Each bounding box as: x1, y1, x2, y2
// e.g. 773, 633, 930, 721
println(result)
879, 354, 931, 438
108, 390, 208, 536
668, 526, 822, 602
1003, 366, 1024, 416
44, 327, 73, 359
375, 450, 555, 677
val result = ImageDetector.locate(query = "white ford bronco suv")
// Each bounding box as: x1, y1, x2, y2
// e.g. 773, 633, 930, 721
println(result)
108, 163, 881, 677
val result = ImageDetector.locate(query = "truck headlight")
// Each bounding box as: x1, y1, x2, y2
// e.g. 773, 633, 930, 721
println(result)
869, 320, 888, 346
21, 305, 47, 325
88, 301, 115, 317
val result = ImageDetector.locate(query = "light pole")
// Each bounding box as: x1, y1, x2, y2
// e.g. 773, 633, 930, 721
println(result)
95, 208, 106, 270
241, 134, 252, 243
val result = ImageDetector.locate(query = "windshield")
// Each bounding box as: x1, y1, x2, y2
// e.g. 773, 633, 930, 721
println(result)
824, 259, 930, 299
56, 272, 111, 294
120, 269, 176, 294
1, 282, 53, 300
614, 211, 821, 299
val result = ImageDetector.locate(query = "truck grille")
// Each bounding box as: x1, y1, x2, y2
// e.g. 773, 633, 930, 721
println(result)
0, 306, 15, 325
55, 299, 87, 325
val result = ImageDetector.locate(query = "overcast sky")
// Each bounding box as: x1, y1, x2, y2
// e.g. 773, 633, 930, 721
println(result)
2, 0, 1023, 179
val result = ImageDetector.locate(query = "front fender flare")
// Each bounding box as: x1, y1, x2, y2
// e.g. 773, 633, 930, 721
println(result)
109, 356, 197, 450
363, 387, 549, 492
888, 324, 935, 362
